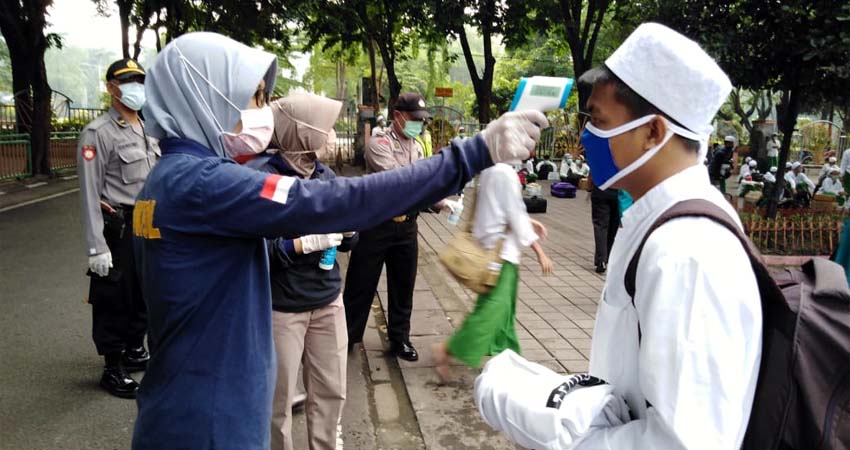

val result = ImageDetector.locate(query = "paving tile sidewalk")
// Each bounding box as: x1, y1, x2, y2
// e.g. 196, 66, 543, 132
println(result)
368, 181, 606, 450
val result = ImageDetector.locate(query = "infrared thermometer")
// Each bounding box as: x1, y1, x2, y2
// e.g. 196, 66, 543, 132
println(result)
509, 76, 574, 112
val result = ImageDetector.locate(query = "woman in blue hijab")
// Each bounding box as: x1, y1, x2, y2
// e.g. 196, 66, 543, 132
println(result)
132, 32, 547, 450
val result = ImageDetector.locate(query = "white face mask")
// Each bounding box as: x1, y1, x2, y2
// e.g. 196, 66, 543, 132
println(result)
175, 43, 273, 158
221, 106, 274, 159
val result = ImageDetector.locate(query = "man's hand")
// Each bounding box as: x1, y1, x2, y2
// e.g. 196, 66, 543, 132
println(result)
443, 199, 463, 213
481, 111, 549, 163
298, 233, 343, 254
529, 219, 547, 240
89, 252, 113, 277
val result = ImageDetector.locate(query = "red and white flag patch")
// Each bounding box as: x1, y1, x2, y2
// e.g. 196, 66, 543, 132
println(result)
259, 174, 295, 204
82, 145, 96, 161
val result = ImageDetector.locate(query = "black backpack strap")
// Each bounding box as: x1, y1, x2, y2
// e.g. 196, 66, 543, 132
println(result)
624, 199, 782, 341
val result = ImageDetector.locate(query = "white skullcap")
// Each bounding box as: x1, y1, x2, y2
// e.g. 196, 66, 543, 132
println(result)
770, 166, 778, 173
829, 156, 837, 163
605, 23, 732, 162
786, 162, 793, 168
724, 135, 736, 142
831, 167, 841, 174
792, 161, 802, 169
749, 160, 758, 167
377, 115, 385, 121
745, 156, 752, 162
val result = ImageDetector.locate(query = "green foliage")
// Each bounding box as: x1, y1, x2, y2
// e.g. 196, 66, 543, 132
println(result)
51, 116, 91, 132
0, 38, 12, 96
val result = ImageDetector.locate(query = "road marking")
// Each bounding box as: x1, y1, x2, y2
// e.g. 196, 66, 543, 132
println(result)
25, 182, 47, 189
0, 188, 80, 213
61, 175, 78, 181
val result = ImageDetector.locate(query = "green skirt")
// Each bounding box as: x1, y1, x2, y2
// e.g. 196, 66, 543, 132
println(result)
447, 262, 520, 367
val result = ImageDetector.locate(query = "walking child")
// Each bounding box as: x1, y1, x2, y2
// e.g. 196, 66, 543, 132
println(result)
432, 163, 554, 381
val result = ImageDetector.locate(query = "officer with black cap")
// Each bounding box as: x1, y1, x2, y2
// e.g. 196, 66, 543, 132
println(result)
77, 58, 159, 398
344, 92, 449, 361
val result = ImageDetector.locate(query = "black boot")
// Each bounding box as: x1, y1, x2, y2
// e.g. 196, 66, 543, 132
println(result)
100, 365, 139, 399
122, 346, 150, 372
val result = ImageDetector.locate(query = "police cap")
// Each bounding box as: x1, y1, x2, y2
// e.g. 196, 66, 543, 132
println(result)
395, 92, 429, 120
105, 58, 146, 82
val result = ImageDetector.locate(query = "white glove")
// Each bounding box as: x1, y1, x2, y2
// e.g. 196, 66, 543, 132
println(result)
343, 231, 357, 238
299, 233, 343, 254
443, 199, 463, 213
88, 252, 113, 277
480, 111, 550, 163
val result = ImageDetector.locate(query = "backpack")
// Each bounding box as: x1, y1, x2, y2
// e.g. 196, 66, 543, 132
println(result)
523, 196, 547, 214
551, 182, 577, 198
624, 199, 850, 450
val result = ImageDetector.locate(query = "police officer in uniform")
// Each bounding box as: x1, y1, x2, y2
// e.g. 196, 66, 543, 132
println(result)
77, 58, 159, 398
344, 92, 441, 361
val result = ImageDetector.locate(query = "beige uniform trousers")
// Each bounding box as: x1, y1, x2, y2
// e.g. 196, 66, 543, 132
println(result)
271, 295, 347, 450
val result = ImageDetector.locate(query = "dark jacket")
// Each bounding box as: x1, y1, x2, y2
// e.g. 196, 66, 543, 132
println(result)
131, 135, 490, 450
256, 154, 358, 313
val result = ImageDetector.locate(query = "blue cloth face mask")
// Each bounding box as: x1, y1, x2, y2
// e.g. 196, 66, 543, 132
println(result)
581, 115, 678, 190
117, 82, 147, 111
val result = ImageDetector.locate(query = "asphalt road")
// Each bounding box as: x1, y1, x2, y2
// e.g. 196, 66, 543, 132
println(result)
0, 191, 377, 450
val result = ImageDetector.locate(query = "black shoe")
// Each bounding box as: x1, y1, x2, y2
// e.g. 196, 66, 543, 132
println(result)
389, 341, 419, 361
291, 393, 307, 413
595, 262, 606, 274
100, 366, 139, 399
122, 346, 150, 372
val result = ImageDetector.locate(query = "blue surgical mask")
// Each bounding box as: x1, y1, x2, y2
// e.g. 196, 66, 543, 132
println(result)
402, 119, 423, 139
581, 115, 678, 190
117, 82, 146, 111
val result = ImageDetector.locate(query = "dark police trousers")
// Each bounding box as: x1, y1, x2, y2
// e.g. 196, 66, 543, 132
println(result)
590, 189, 620, 267
344, 218, 418, 345
89, 206, 147, 355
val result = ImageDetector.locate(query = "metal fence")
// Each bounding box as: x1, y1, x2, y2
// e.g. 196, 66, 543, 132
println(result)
1, 103, 106, 134
0, 134, 31, 180
0, 131, 81, 180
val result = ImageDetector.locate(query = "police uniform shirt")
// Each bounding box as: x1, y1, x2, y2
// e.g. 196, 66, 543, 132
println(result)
78, 107, 160, 256
365, 128, 423, 173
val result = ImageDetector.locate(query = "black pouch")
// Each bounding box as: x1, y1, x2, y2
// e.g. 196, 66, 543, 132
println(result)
101, 209, 126, 244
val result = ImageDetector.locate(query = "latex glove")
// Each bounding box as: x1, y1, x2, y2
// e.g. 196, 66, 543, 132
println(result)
343, 231, 357, 238
89, 252, 113, 277
443, 199, 463, 213
481, 111, 550, 163
300, 233, 343, 254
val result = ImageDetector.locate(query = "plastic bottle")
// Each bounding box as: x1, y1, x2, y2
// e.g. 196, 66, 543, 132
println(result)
447, 194, 464, 225
319, 247, 337, 271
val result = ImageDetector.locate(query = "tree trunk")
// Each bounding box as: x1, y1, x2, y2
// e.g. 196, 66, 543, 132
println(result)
367, 39, 378, 111
29, 54, 51, 175
8, 46, 32, 134
117, 0, 132, 59
386, 59, 400, 116
766, 86, 801, 218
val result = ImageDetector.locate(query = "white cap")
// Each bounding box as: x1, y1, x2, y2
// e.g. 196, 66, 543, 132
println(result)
749, 160, 758, 167
770, 166, 778, 173
377, 115, 385, 122
831, 167, 841, 174
786, 162, 793, 168
792, 161, 802, 169
745, 156, 752, 162
605, 23, 732, 160
724, 135, 736, 142
829, 156, 837, 163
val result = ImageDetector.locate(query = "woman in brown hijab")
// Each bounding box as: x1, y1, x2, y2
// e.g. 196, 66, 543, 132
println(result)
261, 93, 357, 450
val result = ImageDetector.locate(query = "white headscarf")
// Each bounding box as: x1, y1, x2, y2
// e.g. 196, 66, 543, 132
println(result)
142, 32, 278, 157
